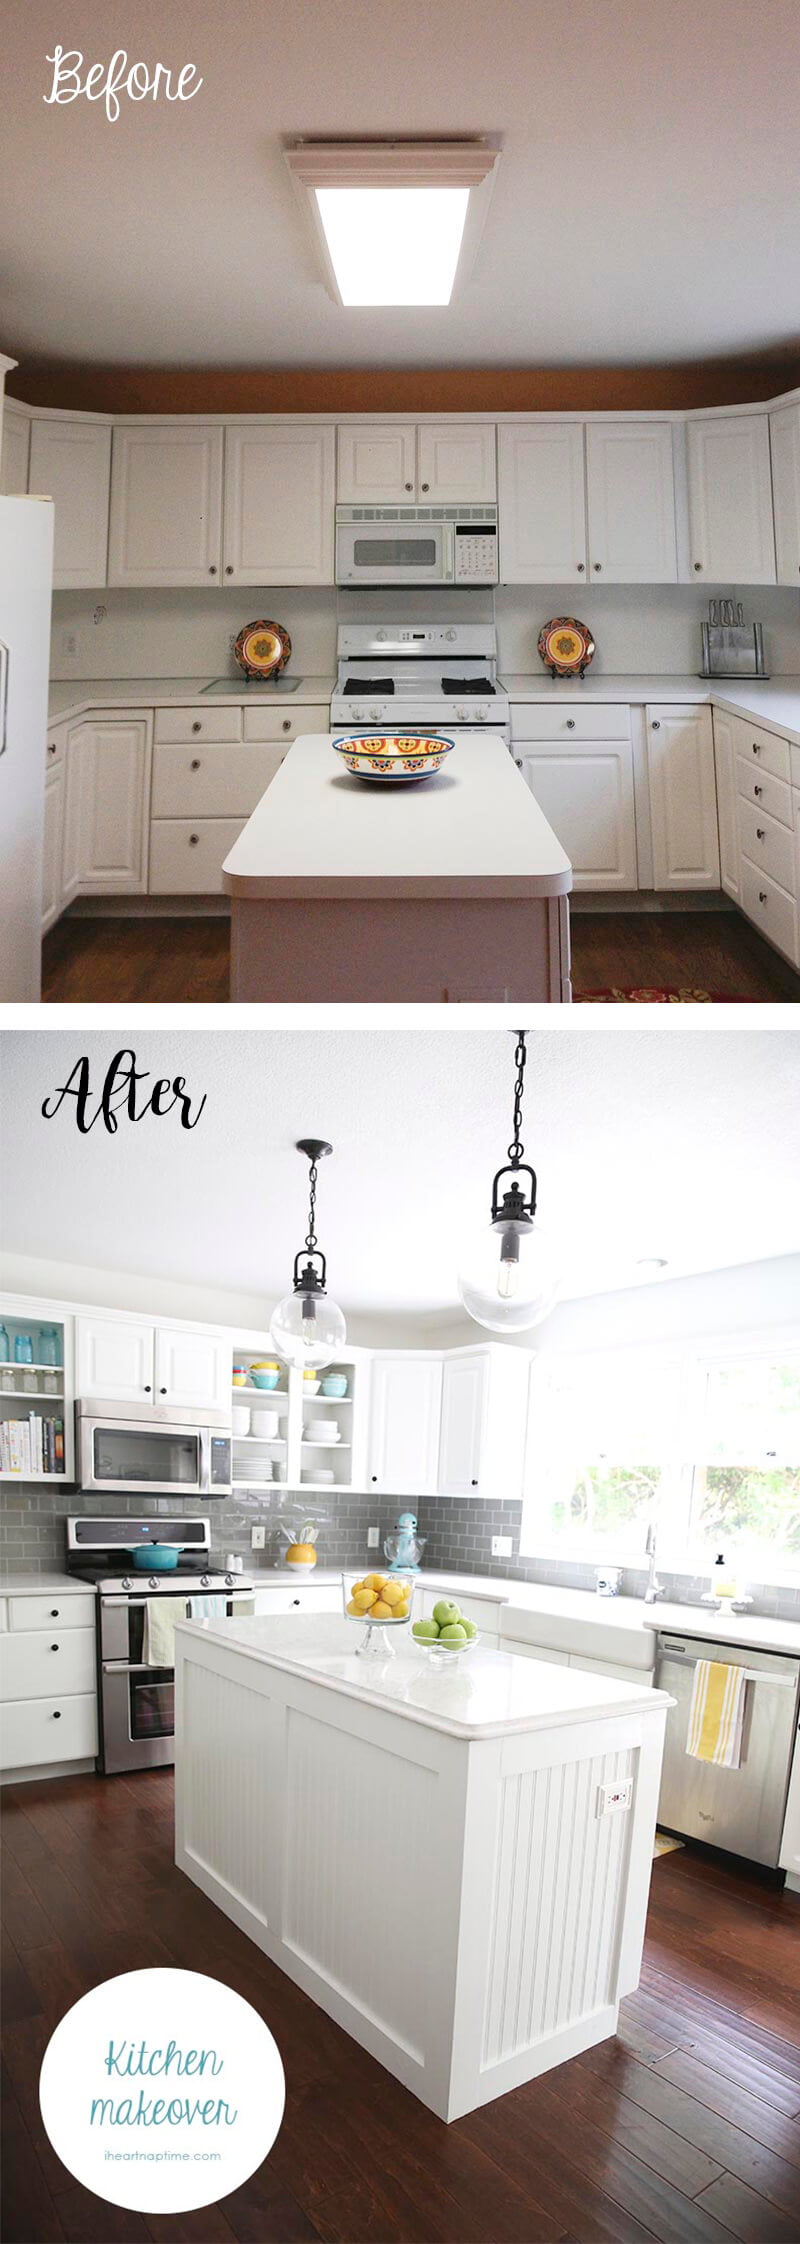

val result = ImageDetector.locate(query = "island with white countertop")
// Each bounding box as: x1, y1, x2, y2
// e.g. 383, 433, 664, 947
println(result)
222, 731, 573, 1003
174, 1611, 671, 2121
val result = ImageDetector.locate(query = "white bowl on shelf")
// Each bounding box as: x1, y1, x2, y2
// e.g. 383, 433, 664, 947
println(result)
306, 1418, 339, 1441
301, 1466, 335, 1484
251, 1408, 281, 1438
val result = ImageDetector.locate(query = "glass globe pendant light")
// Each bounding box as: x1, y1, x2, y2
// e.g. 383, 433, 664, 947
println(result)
269, 1139, 347, 1370
457, 1031, 559, 1333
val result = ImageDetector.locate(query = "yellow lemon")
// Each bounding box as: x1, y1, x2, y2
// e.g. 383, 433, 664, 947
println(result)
394, 1597, 409, 1618
350, 1580, 365, 1595
371, 1599, 392, 1618
382, 1580, 403, 1606
364, 1572, 387, 1592
352, 1587, 377, 1612
346, 1598, 361, 1616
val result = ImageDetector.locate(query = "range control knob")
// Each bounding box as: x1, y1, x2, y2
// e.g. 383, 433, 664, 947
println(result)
225, 1573, 234, 1586
369, 706, 382, 720
456, 705, 468, 721
376, 629, 387, 642
200, 1574, 210, 1587
351, 704, 364, 721
121, 1578, 131, 1590
445, 628, 456, 641
148, 1577, 159, 1589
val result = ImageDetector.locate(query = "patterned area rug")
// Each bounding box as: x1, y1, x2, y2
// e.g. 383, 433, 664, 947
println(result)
577, 988, 743, 1004
654, 1832, 685, 1858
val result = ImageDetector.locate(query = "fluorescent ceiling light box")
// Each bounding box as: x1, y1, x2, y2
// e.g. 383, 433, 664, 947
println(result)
286, 143, 499, 307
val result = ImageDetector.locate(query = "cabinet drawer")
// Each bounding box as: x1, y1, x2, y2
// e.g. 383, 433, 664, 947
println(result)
792, 743, 800, 790
729, 716, 791, 786
149, 817, 246, 894
45, 722, 67, 771
736, 756, 792, 829
0, 1627, 96, 1701
740, 855, 797, 963
243, 704, 328, 743
511, 703, 631, 743
154, 706, 242, 745
1, 1693, 98, 1771
252, 1584, 341, 1615
737, 799, 796, 894
8, 1593, 95, 1633
152, 742, 285, 818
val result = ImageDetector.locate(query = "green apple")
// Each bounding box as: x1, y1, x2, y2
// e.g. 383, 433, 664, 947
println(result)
432, 1599, 462, 1628
439, 1624, 467, 1645
461, 1619, 478, 1640
412, 1618, 440, 1640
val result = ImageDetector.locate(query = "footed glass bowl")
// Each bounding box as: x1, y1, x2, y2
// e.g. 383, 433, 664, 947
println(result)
342, 1570, 415, 1657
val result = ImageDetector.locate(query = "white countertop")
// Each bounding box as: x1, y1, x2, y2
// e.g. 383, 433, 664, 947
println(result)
47, 677, 333, 726
503, 674, 800, 747
222, 732, 573, 899
176, 1610, 669, 1739
0, 1573, 91, 1597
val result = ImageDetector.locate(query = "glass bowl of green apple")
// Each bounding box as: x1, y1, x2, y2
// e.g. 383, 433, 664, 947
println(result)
411, 1594, 480, 1661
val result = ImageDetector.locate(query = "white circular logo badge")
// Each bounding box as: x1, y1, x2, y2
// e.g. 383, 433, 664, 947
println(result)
39, 1967, 285, 2214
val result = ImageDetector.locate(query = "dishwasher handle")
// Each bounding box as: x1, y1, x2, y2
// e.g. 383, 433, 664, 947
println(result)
658, 1649, 796, 1688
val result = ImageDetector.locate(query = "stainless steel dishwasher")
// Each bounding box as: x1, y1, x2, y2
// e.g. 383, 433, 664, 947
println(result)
655, 1632, 800, 1867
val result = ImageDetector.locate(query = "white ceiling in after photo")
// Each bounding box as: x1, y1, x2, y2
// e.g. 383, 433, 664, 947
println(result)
1, 1030, 798, 1314
3, 0, 799, 367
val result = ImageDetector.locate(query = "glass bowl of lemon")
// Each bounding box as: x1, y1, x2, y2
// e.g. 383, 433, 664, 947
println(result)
342, 1570, 415, 1657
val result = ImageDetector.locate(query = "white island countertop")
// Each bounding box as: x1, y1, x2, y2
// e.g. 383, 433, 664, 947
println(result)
222, 731, 572, 899
176, 1611, 668, 1739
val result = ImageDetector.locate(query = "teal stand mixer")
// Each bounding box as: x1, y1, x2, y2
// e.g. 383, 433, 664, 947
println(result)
384, 1510, 426, 1573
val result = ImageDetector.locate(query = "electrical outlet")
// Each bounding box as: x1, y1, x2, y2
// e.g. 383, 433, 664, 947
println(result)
491, 1535, 513, 1558
367, 1526, 380, 1549
597, 1778, 633, 1817
251, 1525, 266, 1551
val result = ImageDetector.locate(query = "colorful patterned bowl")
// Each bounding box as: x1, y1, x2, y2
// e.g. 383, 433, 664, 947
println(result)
333, 733, 454, 784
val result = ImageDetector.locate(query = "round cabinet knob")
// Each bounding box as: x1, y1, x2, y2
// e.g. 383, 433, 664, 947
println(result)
190, 757, 201, 770
50, 1608, 59, 1617
292, 1598, 300, 1607
752, 742, 761, 756
189, 834, 199, 846
759, 890, 767, 904
159, 1386, 167, 1394
208, 565, 217, 576
404, 482, 413, 491
192, 721, 201, 733
282, 719, 291, 731
421, 482, 430, 492
651, 720, 660, 730
754, 784, 763, 797
566, 719, 575, 730
471, 1479, 478, 1487
52, 1710, 61, 1720
756, 826, 765, 840
576, 562, 585, 572
48, 741, 57, 756
50, 1643, 59, 1652
515, 757, 523, 767
225, 565, 234, 575
694, 561, 703, 571
371, 1475, 378, 1484
144, 1384, 151, 1393
593, 562, 602, 572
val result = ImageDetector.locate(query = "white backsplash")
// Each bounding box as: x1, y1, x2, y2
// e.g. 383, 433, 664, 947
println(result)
50, 582, 800, 682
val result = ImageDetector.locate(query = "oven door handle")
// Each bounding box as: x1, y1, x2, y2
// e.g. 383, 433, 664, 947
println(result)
102, 1659, 162, 1674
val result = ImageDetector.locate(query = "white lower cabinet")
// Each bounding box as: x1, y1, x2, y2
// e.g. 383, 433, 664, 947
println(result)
42, 761, 66, 931
149, 818, 247, 895
739, 854, 797, 965
63, 713, 152, 896
646, 704, 720, 889
779, 1724, 800, 1876
148, 701, 325, 894
0, 1601, 98, 1778
252, 1584, 341, 1617
516, 740, 638, 891
367, 1354, 443, 1497
712, 709, 740, 900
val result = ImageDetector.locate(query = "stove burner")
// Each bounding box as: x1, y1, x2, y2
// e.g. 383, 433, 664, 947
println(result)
343, 677, 395, 694
440, 677, 495, 694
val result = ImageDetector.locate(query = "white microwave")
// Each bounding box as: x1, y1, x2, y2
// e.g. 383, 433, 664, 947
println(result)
76, 1398, 232, 1497
335, 505, 498, 586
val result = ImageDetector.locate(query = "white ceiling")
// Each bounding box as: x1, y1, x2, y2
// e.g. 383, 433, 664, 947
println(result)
1, 1029, 798, 1318
4, 0, 800, 370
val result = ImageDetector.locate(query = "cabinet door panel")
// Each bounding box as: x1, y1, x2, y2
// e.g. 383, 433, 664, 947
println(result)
499, 424, 587, 582
154, 1329, 229, 1412
63, 716, 151, 894
770, 404, 800, 586
586, 422, 677, 583
712, 709, 740, 900
0, 406, 31, 495
687, 415, 776, 583
108, 425, 223, 586
367, 1356, 443, 1496
224, 423, 334, 582
76, 1317, 155, 1401
437, 1355, 489, 1495
417, 423, 496, 502
647, 705, 720, 889
518, 743, 637, 890
42, 766, 65, 932
337, 424, 416, 503
29, 420, 111, 588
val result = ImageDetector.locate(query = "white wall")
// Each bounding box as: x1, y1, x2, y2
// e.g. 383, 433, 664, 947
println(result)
50, 582, 800, 682
0, 1249, 446, 1348
433, 1252, 800, 1361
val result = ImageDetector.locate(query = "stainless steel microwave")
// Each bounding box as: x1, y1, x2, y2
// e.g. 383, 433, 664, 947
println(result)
76, 1398, 232, 1497
335, 504, 498, 586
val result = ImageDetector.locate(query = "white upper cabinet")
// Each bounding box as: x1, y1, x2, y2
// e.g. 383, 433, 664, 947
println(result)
337, 423, 417, 503
686, 414, 776, 583
77, 1317, 156, 1402
28, 419, 111, 588
108, 425, 224, 587
646, 704, 721, 889
770, 403, 800, 585
367, 1354, 443, 1497
337, 422, 495, 505
585, 422, 677, 583
437, 1354, 489, 1495
224, 423, 335, 583
62, 715, 151, 897
437, 1348, 531, 1501
0, 406, 31, 495
498, 423, 587, 582
154, 1328, 230, 1412
415, 423, 496, 502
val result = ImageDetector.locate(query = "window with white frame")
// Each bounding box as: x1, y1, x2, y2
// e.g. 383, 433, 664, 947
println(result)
520, 1332, 800, 1579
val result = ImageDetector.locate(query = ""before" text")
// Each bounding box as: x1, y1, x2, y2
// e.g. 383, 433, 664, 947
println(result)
43, 47, 203, 124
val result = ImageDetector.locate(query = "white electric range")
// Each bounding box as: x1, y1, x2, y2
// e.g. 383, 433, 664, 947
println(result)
330, 622, 510, 740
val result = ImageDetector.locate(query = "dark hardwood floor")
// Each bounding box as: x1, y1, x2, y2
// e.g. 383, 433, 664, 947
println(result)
2, 1769, 799, 2243
39, 908, 800, 1005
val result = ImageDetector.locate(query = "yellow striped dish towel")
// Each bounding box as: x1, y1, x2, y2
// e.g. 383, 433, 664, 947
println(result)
686, 1659, 747, 1767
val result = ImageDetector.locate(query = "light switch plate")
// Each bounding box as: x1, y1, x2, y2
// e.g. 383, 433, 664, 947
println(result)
367, 1526, 380, 1549
491, 1535, 513, 1558
251, 1526, 266, 1550
597, 1777, 633, 1817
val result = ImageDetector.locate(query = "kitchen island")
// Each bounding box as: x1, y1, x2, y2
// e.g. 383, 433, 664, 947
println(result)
174, 1613, 670, 2120
222, 732, 572, 1002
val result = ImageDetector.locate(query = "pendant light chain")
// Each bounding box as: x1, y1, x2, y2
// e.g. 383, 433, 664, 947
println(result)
507, 1030, 528, 1166
304, 1158, 319, 1254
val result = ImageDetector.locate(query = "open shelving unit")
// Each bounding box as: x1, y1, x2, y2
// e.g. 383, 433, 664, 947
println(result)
227, 1343, 366, 1495
0, 1309, 74, 1482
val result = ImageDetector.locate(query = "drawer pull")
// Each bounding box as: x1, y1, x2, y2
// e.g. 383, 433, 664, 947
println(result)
576, 561, 585, 572
47, 741, 57, 756
189, 834, 199, 846
208, 565, 217, 576
191, 757, 201, 770
50, 1642, 60, 1651
52, 1709, 61, 1720
756, 827, 765, 840
759, 890, 767, 904
566, 719, 575, 729
593, 561, 602, 572
651, 720, 660, 730
50, 1608, 59, 1617
282, 719, 291, 731
752, 742, 761, 756
192, 721, 201, 734
693, 561, 702, 571
754, 784, 763, 797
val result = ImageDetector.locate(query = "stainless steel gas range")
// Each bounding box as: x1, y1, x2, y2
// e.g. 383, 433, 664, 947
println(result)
330, 621, 510, 742
66, 1516, 254, 1774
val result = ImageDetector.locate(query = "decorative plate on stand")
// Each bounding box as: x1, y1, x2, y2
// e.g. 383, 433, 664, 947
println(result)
234, 620, 292, 681
538, 616, 595, 679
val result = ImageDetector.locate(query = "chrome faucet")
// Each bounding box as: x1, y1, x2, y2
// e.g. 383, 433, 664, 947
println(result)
643, 1523, 664, 1605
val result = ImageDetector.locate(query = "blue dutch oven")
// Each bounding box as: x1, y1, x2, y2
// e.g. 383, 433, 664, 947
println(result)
132, 1544, 180, 1573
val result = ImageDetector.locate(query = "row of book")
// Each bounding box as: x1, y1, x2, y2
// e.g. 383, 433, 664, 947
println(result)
0, 1413, 65, 1476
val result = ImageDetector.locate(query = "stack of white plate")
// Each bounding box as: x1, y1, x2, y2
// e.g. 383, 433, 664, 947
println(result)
233, 1457, 274, 1485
